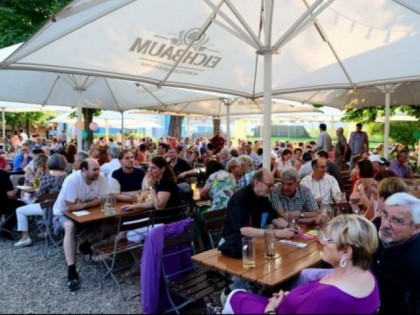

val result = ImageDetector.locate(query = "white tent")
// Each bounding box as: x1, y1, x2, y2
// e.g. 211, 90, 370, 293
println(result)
1, 1, 420, 166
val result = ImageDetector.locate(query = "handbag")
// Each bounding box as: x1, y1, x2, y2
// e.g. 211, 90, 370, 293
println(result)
218, 233, 243, 259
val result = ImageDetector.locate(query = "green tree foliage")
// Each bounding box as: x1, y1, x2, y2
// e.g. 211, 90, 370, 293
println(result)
341, 105, 420, 147
371, 121, 420, 150
0, 0, 71, 47
3, 111, 57, 136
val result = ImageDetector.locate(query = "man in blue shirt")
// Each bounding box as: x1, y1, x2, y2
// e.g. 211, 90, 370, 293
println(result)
13, 145, 32, 172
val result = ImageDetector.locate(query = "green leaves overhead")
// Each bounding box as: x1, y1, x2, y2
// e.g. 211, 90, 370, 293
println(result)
0, 0, 71, 47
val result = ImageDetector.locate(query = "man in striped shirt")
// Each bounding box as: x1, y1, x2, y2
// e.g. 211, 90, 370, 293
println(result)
300, 158, 340, 206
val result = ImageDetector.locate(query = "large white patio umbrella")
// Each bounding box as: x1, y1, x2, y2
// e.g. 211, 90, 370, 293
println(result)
1, 0, 420, 167
0, 44, 221, 151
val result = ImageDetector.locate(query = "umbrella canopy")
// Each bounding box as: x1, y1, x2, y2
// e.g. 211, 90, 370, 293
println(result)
2, 0, 419, 165
0, 44, 221, 151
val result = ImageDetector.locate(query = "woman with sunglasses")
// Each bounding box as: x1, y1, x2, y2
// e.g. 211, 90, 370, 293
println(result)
222, 214, 380, 314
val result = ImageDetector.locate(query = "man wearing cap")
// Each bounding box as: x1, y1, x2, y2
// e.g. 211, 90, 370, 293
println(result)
349, 123, 369, 164
368, 154, 386, 174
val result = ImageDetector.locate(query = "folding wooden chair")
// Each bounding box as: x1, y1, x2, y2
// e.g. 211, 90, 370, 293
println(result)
160, 221, 230, 314
92, 209, 153, 301
152, 204, 187, 226
38, 192, 61, 257
202, 208, 228, 249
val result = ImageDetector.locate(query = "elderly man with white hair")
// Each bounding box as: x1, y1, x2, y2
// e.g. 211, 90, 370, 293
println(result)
371, 192, 420, 314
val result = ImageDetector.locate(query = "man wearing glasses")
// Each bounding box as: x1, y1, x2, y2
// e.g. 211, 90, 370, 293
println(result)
220, 168, 297, 245
371, 192, 420, 314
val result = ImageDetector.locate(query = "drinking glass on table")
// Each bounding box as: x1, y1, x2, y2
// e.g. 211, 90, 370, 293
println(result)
242, 236, 256, 269
262, 224, 276, 258
319, 203, 333, 228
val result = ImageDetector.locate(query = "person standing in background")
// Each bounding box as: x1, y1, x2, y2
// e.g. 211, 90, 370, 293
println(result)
60, 130, 68, 148
335, 127, 349, 170
349, 123, 369, 166
314, 123, 333, 153
19, 129, 28, 142
210, 129, 226, 154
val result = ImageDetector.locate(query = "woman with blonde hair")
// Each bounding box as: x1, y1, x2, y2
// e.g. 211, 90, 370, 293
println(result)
222, 214, 380, 314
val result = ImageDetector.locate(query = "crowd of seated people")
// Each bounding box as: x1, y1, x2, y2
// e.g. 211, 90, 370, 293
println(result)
1, 126, 418, 309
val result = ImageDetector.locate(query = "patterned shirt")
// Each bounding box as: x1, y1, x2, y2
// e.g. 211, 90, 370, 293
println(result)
239, 169, 255, 188
269, 184, 319, 212
34, 174, 67, 199
205, 170, 239, 210
300, 173, 341, 204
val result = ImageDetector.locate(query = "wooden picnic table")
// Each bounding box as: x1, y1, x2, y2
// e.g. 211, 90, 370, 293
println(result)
192, 233, 323, 288
63, 201, 133, 224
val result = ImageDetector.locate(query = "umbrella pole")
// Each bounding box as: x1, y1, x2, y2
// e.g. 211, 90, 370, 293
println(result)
1, 108, 5, 145
383, 85, 391, 159
121, 112, 125, 147
262, 50, 272, 170
262, 0, 274, 170
77, 104, 83, 152
186, 115, 190, 137
226, 102, 231, 148
105, 119, 109, 143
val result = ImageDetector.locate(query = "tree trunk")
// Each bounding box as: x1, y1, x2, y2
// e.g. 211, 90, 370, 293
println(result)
168, 116, 184, 140
25, 119, 30, 137
213, 118, 221, 134
82, 108, 95, 151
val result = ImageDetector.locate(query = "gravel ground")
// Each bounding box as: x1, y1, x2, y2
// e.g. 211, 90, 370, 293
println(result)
0, 234, 209, 314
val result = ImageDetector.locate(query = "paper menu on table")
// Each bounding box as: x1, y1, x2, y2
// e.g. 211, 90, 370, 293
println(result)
279, 240, 308, 248
72, 210, 90, 216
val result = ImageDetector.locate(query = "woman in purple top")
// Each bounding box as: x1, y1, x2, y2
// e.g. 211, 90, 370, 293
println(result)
222, 214, 380, 314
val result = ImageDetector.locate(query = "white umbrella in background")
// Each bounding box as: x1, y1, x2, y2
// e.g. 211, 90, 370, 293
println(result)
2, 1, 420, 166
0, 101, 72, 142
142, 98, 321, 143
49, 110, 164, 141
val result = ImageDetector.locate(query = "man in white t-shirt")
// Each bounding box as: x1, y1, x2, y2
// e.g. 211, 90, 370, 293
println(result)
53, 158, 109, 292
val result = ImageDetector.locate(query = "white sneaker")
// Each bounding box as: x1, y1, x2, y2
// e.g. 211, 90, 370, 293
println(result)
14, 238, 32, 247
